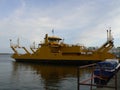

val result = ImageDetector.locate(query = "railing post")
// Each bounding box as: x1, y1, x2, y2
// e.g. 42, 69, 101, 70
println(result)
77, 67, 80, 90
115, 70, 117, 90
90, 66, 94, 90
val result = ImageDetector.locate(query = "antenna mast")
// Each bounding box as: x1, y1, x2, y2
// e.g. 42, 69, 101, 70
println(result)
9, 39, 12, 47
17, 38, 20, 47
52, 29, 54, 36
107, 30, 108, 41
107, 27, 113, 42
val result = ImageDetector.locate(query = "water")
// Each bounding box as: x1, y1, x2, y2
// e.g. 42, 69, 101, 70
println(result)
0, 55, 93, 90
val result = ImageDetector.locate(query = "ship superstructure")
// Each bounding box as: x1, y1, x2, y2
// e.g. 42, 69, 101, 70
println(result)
10, 30, 115, 64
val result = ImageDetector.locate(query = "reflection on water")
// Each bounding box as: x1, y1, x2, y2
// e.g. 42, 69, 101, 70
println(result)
12, 62, 92, 90
0, 55, 93, 90
12, 62, 77, 90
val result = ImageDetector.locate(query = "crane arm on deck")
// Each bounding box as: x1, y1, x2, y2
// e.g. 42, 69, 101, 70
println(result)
11, 46, 18, 55
22, 47, 31, 54
97, 30, 114, 53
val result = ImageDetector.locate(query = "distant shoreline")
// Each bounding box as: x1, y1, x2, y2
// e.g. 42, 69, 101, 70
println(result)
0, 53, 12, 55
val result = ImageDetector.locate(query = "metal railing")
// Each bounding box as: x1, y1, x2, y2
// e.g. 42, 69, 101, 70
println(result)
77, 63, 118, 90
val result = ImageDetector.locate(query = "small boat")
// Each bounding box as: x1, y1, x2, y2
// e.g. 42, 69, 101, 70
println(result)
94, 59, 120, 85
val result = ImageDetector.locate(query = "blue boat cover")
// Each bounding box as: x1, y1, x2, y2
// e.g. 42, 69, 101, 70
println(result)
97, 61, 118, 70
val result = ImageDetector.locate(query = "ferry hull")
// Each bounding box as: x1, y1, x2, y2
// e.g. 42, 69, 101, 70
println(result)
15, 59, 100, 65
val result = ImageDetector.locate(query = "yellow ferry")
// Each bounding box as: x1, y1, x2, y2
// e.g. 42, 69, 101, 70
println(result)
10, 30, 115, 65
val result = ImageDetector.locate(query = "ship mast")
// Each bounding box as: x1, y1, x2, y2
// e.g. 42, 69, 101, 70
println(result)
107, 27, 113, 42
45, 34, 48, 45
52, 29, 54, 36
17, 38, 20, 48
9, 39, 12, 47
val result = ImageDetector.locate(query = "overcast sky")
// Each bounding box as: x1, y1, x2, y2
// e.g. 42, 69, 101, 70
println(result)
0, 0, 120, 53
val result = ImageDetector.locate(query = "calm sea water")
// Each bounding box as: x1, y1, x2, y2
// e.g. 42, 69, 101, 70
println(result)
0, 55, 94, 90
